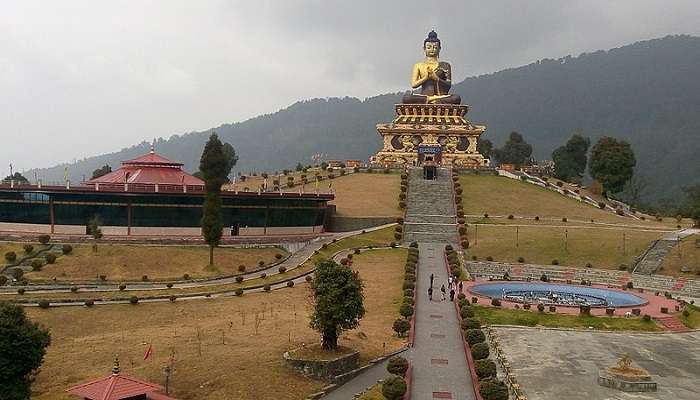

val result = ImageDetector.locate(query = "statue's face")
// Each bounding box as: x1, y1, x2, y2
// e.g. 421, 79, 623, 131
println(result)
424, 42, 440, 57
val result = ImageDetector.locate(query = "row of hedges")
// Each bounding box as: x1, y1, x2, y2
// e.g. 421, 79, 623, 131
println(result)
452, 173, 470, 250
398, 172, 408, 210
457, 293, 508, 400
445, 245, 464, 280
382, 355, 409, 400
394, 246, 419, 338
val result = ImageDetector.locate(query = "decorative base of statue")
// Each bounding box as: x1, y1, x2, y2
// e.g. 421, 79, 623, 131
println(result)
370, 103, 489, 168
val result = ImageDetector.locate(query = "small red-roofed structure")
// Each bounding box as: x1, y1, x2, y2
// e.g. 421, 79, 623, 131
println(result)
66, 358, 177, 400
85, 146, 204, 187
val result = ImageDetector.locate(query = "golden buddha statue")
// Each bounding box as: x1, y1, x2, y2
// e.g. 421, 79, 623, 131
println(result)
402, 31, 461, 104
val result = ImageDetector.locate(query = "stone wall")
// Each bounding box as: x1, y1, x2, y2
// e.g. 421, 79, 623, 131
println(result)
327, 216, 395, 232
284, 348, 360, 379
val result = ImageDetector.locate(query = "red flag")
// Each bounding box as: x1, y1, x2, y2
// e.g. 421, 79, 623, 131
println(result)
143, 344, 153, 360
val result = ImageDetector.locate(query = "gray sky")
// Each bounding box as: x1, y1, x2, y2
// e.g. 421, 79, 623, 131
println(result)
2, 0, 700, 174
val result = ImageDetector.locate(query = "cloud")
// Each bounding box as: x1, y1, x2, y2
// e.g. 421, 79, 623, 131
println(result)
1, 0, 699, 173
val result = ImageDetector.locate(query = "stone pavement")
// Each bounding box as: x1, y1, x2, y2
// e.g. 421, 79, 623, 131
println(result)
409, 242, 475, 400
320, 349, 408, 400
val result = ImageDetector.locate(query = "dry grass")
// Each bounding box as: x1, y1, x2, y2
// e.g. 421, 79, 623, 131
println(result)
330, 173, 401, 217
26, 247, 407, 400
658, 234, 700, 277
25, 245, 286, 282
1, 241, 27, 263
459, 175, 674, 227
465, 224, 661, 269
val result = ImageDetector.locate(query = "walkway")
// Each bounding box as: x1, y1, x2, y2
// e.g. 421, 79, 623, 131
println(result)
632, 228, 699, 274
410, 242, 475, 400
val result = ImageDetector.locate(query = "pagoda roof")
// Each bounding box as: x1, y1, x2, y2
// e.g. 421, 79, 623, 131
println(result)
86, 148, 203, 186
66, 373, 176, 400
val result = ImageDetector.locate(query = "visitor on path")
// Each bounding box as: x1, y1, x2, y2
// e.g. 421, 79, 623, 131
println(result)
440, 284, 446, 301
428, 287, 433, 301
458, 281, 463, 293
448, 276, 453, 289
449, 288, 455, 302
430, 273, 434, 288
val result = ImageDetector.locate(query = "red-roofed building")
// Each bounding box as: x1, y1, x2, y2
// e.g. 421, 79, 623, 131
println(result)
66, 359, 177, 400
86, 147, 204, 187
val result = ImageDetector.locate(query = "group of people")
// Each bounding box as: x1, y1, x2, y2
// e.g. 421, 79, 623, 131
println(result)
427, 273, 463, 302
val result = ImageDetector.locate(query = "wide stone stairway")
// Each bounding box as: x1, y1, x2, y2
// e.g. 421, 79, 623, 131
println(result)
403, 167, 459, 244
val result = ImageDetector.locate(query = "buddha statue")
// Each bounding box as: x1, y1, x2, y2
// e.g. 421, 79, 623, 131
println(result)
402, 31, 461, 105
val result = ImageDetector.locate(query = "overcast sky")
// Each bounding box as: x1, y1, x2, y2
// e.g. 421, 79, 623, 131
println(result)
2, 0, 700, 174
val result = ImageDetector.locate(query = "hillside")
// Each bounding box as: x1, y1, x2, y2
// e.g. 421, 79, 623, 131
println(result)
28, 35, 700, 203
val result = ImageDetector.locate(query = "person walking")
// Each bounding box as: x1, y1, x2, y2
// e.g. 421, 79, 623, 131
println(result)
428, 287, 433, 301
448, 276, 453, 290
440, 284, 446, 301
430, 273, 434, 288
458, 280, 463, 293
449, 288, 456, 302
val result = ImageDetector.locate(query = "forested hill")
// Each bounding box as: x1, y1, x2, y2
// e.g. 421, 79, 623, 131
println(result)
29, 35, 700, 202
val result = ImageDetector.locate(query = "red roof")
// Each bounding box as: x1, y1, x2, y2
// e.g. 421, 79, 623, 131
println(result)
87, 149, 203, 186
66, 373, 177, 400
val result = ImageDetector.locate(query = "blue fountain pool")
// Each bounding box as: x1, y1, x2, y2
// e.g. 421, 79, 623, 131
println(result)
470, 282, 647, 308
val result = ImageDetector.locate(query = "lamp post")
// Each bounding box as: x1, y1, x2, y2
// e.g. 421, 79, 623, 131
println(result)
163, 365, 171, 395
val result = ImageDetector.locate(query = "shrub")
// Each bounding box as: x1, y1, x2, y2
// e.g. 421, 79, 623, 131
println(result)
399, 303, 414, 319
549, 305, 556, 312
260, 273, 267, 279
258, 260, 265, 267
182, 273, 190, 280
278, 266, 287, 273
37, 234, 51, 245
17, 288, 25, 295
235, 288, 244, 296
460, 306, 475, 318
238, 265, 246, 272
70, 286, 78, 293
0, 275, 6, 285
85, 299, 95, 307
551, 259, 559, 265
287, 280, 295, 287
405, 273, 416, 282
483, 213, 489, 218
461, 240, 469, 249
461, 317, 481, 330
507, 214, 514, 220
142, 275, 149, 282
381, 375, 407, 400
537, 303, 545, 312
4, 251, 17, 262
409, 242, 418, 248
393, 318, 410, 337
458, 298, 468, 308
579, 305, 591, 315
642, 314, 651, 322
682, 309, 690, 318
305, 275, 313, 282
403, 296, 414, 306
386, 356, 409, 376
354, 248, 361, 255
471, 342, 490, 360
486, 256, 494, 261
398, 201, 406, 209
129, 296, 139, 304
31, 259, 43, 271
464, 329, 486, 345
562, 217, 568, 222
264, 284, 271, 292
540, 273, 549, 282
585, 263, 593, 268
390, 242, 397, 248
534, 216, 540, 221
61, 244, 73, 254
166, 282, 173, 288
45, 253, 56, 264
23, 244, 34, 254
479, 378, 508, 400
472, 296, 479, 304
402, 281, 415, 290
475, 359, 497, 379
274, 253, 283, 260
491, 298, 501, 307
626, 281, 634, 289
404, 288, 414, 297
119, 284, 126, 291
9, 268, 23, 280
517, 256, 525, 263
38, 300, 50, 309
235, 276, 244, 283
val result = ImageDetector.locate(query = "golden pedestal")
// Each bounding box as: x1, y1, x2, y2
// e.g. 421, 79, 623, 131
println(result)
371, 104, 489, 168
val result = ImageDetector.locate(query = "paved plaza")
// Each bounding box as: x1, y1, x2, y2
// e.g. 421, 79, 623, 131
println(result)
495, 327, 700, 399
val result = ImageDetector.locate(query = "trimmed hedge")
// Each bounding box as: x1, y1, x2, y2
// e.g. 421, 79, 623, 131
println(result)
386, 356, 409, 376
381, 375, 407, 400
470, 342, 490, 360
474, 359, 497, 379
464, 329, 486, 346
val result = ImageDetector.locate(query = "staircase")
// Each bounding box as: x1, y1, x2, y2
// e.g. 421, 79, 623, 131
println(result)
632, 239, 678, 274
654, 315, 690, 332
403, 167, 458, 244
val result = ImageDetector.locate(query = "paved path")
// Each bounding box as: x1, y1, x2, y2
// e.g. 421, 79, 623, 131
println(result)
321, 349, 408, 400
410, 242, 474, 400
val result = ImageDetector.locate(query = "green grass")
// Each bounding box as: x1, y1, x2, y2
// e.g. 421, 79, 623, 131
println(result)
358, 384, 385, 400
679, 304, 700, 329
472, 305, 662, 332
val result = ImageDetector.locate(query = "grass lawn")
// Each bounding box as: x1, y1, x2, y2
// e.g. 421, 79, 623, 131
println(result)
24, 245, 287, 282
679, 304, 700, 329
330, 173, 401, 217
25, 247, 407, 400
658, 234, 700, 277
465, 224, 660, 269
472, 305, 661, 331
459, 175, 673, 227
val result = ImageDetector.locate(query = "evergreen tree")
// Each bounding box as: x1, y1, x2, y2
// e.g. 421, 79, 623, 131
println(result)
2, 172, 29, 185
0, 302, 51, 400
477, 138, 493, 159
492, 132, 532, 167
91, 164, 112, 179
295, 162, 304, 172
309, 259, 365, 350
551, 134, 590, 182
680, 184, 700, 227
88, 216, 103, 252
200, 133, 237, 265
589, 136, 636, 194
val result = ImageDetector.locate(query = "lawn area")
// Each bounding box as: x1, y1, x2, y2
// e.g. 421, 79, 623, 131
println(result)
680, 304, 700, 329
465, 224, 660, 269
25, 247, 407, 399
459, 175, 673, 227
24, 245, 287, 282
1, 241, 30, 264
472, 305, 661, 331
658, 234, 700, 277
330, 173, 401, 217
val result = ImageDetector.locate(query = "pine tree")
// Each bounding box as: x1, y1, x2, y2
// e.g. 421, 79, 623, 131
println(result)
552, 134, 590, 183
200, 133, 236, 265
589, 136, 636, 194
492, 132, 532, 167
